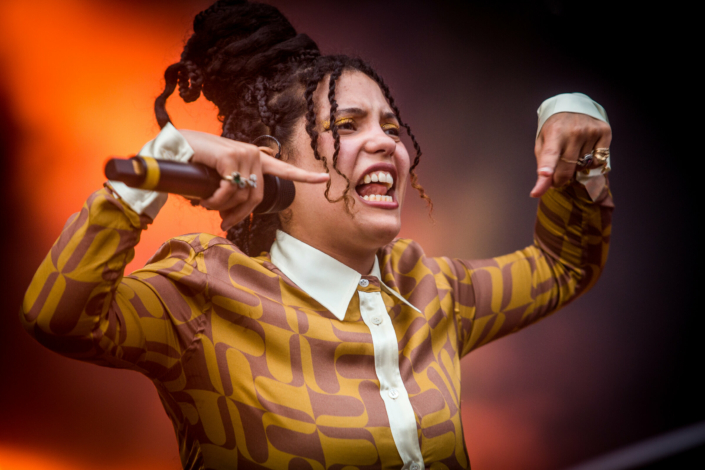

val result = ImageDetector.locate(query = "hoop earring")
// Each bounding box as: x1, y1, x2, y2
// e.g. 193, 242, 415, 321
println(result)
252, 135, 282, 160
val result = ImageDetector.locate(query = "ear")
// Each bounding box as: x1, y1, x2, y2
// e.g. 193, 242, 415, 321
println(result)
258, 146, 276, 158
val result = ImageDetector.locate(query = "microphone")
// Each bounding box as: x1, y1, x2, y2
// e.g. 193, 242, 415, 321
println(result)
104, 156, 295, 214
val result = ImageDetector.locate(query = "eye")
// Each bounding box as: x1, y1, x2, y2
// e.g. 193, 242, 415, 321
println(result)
382, 123, 400, 138
335, 118, 356, 132
323, 118, 356, 133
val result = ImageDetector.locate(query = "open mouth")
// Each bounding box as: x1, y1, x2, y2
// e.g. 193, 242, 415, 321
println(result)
354, 165, 397, 204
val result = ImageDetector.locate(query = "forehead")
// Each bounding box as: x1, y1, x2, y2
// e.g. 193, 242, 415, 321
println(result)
316, 69, 391, 112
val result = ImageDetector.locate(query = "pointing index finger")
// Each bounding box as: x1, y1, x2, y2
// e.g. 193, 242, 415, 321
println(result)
531, 125, 567, 198
260, 154, 329, 184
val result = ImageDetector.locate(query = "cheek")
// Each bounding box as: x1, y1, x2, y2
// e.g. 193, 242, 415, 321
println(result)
323, 136, 359, 178
398, 149, 411, 171
396, 149, 411, 182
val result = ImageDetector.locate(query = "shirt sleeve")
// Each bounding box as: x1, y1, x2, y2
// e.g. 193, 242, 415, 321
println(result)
441, 181, 613, 358
20, 186, 206, 379
108, 122, 194, 219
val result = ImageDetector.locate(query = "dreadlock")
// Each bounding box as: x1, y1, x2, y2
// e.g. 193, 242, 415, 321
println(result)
155, 0, 431, 256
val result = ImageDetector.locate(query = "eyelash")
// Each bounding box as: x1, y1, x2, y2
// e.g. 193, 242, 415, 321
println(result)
335, 118, 355, 130
382, 123, 400, 137
323, 119, 400, 137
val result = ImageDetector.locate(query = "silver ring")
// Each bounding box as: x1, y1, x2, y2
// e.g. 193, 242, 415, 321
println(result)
576, 152, 594, 168
246, 174, 257, 188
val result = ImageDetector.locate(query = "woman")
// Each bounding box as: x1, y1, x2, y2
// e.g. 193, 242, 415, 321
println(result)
21, 1, 613, 469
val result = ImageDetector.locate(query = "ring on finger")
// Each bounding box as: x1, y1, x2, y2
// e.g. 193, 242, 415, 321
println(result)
224, 171, 247, 188
560, 152, 594, 168
246, 174, 257, 188
576, 152, 594, 168
592, 148, 610, 165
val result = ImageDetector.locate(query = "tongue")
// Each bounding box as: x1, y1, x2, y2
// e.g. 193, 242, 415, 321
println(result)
356, 183, 388, 197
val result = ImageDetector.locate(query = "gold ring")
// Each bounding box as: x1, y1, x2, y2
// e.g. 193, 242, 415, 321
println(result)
592, 148, 610, 165
560, 157, 578, 164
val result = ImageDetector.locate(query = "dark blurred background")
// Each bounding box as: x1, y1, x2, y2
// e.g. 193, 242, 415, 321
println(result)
0, 1, 698, 469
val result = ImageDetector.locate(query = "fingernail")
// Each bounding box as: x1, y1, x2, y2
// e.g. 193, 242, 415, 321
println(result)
538, 167, 553, 176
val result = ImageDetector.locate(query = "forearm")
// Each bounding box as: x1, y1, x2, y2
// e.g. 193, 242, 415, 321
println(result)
503, 180, 613, 315
20, 187, 149, 355
534, 178, 613, 299
453, 179, 613, 355
21, 124, 192, 351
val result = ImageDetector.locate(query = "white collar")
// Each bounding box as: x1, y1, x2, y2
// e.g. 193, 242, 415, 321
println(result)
269, 230, 420, 321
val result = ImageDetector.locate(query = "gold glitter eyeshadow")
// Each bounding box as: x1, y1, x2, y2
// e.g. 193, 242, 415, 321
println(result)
322, 117, 354, 131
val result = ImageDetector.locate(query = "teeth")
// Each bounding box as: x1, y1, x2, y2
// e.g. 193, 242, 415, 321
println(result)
362, 194, 393, 202
361, 171, 394, 189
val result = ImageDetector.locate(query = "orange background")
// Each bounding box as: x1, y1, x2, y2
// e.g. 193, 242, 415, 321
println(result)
0, 1, 697, 469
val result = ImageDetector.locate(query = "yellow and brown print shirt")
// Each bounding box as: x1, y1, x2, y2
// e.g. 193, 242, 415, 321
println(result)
21, 181, 613, 470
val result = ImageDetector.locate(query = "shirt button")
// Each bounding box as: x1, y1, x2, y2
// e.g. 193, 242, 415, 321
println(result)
388, 389, 399, 399
359, 279, 369, 287
371, 316, 383, 325
410, 463, 421, 470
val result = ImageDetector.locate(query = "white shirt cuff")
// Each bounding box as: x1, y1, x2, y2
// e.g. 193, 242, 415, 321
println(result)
536, 92, 609, 137
108, 122, 194, 219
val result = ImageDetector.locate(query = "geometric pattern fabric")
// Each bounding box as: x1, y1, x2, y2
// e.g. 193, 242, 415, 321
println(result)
21, 182, 613, 469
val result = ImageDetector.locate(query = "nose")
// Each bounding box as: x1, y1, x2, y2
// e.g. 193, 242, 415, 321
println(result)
363, 126, 396, 157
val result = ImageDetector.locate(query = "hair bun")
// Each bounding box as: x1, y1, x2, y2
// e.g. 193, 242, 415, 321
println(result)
155, 1, 320, 128
192, 0, 246, 33
185, 1, 319, 87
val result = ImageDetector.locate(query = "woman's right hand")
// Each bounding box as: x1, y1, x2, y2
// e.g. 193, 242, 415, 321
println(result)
179, 129, 329, 230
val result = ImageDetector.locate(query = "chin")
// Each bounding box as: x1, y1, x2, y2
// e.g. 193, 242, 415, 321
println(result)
356, 215, 402, 249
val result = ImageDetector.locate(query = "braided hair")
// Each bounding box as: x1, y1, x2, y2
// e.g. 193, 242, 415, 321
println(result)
155, 0, 432, 256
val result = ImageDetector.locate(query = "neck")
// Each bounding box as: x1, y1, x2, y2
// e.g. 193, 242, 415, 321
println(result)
284, 227, 377, 275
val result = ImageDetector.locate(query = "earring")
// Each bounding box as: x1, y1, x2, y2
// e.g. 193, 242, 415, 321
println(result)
252, 135, 282, 160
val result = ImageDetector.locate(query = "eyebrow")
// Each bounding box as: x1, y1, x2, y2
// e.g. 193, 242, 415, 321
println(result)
333, 107, 365, 118
333, 107, 398, 121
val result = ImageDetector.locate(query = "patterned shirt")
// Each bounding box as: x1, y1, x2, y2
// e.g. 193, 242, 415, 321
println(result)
21, 177, 613, 469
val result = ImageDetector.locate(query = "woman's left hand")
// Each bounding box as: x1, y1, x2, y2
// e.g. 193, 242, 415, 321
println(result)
530, 112, 612, 198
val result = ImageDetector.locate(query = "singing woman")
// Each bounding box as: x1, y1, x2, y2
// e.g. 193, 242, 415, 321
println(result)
21, 1, 613, 468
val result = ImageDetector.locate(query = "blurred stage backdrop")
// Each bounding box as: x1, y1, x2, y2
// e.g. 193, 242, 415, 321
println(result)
0, 1, 697, 469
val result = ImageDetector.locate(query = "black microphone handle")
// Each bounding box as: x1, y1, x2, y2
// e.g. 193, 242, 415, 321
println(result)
104, 157, 295, 214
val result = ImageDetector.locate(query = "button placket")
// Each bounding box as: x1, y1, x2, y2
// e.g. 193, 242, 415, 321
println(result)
357, 289, 424, 467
